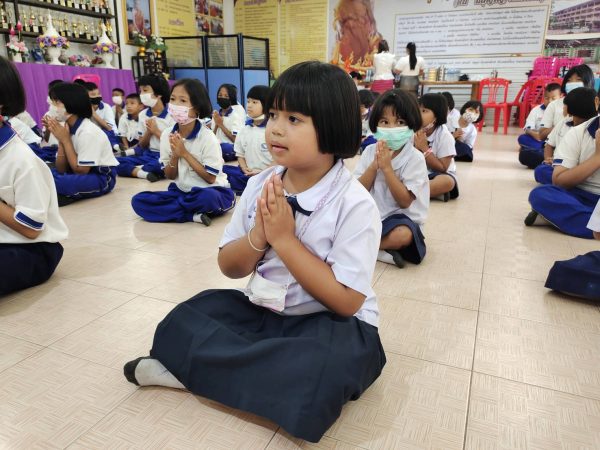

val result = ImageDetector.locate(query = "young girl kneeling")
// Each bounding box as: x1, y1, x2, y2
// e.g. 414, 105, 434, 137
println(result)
131, 79, 236, 225
124, 62, 386, 443
355, 89, 430, 268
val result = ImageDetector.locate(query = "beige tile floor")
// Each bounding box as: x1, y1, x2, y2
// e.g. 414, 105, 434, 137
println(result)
1, 128, 600, 449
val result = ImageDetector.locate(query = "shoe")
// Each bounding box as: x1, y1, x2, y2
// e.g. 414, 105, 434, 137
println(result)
119, 150, 128, 157
57, 194, 76, 207
443, 192, 450, 202
524, 210, 538, 226
146, 173, 160, 183
193, 212, 212, 226
123, 356, 152, 386
386, 250, 406, 268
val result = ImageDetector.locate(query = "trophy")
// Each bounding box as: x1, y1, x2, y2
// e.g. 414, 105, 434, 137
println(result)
71, 19, 78, 37
1, 2, 8, 30
84, 21, 90, 40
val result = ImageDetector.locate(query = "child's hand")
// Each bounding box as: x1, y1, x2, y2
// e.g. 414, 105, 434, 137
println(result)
212, 111, 223, 127
453, 129, 464, 140
376, 140, 393, 172
260, 174, 295, 248
414, 129, 428, 152
146, 118, 159, 134
169, 133, 187, 157
46, 118, 69, 143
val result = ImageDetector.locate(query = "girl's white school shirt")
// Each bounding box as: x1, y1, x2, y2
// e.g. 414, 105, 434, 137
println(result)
448, 115, 478, 148
588, 200, 600, 232
540, 96, 565, 129
354, 141, 430, 227
70, 118, 119, 167
547, 116, 573, 149
213, 104, 246, 144
394, 55, 426, 76
447, 108, 460, 129
428, 124, 456, 175
553, 116, 600, 195
14, 111, 37, 129
159, 119, 229, 192
234, 119, 272, 171
118, 114, 142, 143
9, 117, 42, 145
0, 125, 68, 244
219, 160, 382, 327
138, 106, 176, 152
94, 101, 118, 133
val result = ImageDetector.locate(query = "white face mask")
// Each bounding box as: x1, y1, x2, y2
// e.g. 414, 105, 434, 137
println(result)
46, 96, 52, 106
462, 111, 479, 123
250, 114, 265, 122
112, 96, 123, 106
48, 104, 69, 122
565, 81, 584, 94
140, 93, 158, 108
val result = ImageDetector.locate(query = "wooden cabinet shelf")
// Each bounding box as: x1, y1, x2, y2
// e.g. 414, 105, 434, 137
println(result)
16, 0, 114, 19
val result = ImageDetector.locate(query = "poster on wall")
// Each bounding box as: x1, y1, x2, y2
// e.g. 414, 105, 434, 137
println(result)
234, 0, 279, 73
197, 0, 224, 35
122, 0, 155, 43
156, 0, 196, 36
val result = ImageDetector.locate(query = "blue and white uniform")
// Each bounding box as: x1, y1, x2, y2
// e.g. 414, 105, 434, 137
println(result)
0, 123, 68, 294
427, 124, 459, 199
9, 116, 42, 151
117, 113, 142, 147
51, 118, 119, 202
448, 115, 477, 162
213, 104, 246, 161
533, 116, 574, 185
93, 101, 119, 148
518, 104, 547, 170
539, 96, 565, 130
131, 120, 235, 222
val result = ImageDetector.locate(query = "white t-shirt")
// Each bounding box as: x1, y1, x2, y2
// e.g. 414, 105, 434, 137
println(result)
395, 55, 425, 76
70, 118, 119, 167
588, 200, 600, 232
354, 141, 430, 227
553, 116, 600, 195
159, 120, 228, 192
547, 116, 573, 149
9, 117, 41, 145
373, 52, 396, 80
448, 115, 478, 148
540, 97, 565, 129
362, 110, 372, 137
219, 160, 381, 327
234, 120, 272, 171
118, 114, 142, 143
525, 104, 546, 131
428, 124, 456, 175
447, 108, 460, 128
94, 101, 118, 133
214, 104, 246, 144
0, 126, 68, 244
14, 111, 37, 129
139, 106, 176, 152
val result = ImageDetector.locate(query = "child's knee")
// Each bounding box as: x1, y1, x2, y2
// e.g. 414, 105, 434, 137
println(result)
385, 225, 413, 247
594, 231, 600, 240
434, 175, 455, 191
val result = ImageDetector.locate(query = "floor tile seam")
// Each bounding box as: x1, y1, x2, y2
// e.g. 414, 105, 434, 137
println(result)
380, 295, 481, 315
383, 348, 475, 372
0, 345, 47, 376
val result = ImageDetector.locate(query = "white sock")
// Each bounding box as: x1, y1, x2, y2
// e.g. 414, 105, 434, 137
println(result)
377, 250, 395, 265
135, 358, 185, 389
124, 148, 136, 156
137, 169, 148, 179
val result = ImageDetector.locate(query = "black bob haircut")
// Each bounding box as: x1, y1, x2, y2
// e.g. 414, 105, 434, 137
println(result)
49, 82, 92, 119
266, 60, 362, 159
419, 93, 448, 127
369, 89, 423, 133
0, 56, 26, 116
460, 100, 484, 124
247, 85, 271, 111
440, 91, 455, 110
112, 87, 125, 95
217, 83, 239, 105
545, 83, 561, 93
171, 78, 213, 118
137, 74, 170, 102
126, 93, 141, 102
358, 89, 376, 109
561, 64, 594, 94
563, 87, 598, 120
84, 82, 98, 91
48, 79, 63, 91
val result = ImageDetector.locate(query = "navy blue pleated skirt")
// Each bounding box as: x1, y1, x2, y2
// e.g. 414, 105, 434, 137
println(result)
382, 214, 426, 264
545, 252, 600, 300
150, 289, 386, 442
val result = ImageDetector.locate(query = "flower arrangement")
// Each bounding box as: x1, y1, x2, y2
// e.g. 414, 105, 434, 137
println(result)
37, 34, 69, 49
131, 31, 147, 46
6, 23, 28, 56
92, 41, 119, 54
147, 35, 168, 52
68, 54, 92, 67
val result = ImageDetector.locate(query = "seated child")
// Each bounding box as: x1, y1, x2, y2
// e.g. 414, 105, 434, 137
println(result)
359, 89, 377, 151
84, 81, 120, 150
441, 91, 460, 125
447, 100, 483, 162
117, 93, 144, 149
123, 62, 385, 444
44, 82, 119, 206
0, 56, 68, 295
355, 89, 430, 268
212, 83, 246, 161
36, 79, 64, 163
112, 87, 125, 124
131, 79, 235, 225
116, 74, 175, 182
350, 70, 364, 90
14, 110, 41, 137
534, 87, 599, 185
526, 111, 600, 239
414, 93, 458, 201
222, 85, 272, 194
518, 82, 562, 169
9, 116, 42, 153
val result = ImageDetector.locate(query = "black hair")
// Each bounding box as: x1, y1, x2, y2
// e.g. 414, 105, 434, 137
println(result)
48, 79, 63, 91
406, 42, 417, 71
137, 74, 170, 102
440, 91, 455, 110
545, 83, 561, 93
171, 78, 212, 118
349, 71, 363, 80
378, 40, 389, 53
112, 88, 125, 95
369, 89, 422, 132
561, 64, 594, 94
460, 100, 484, 124
49, 82, 92, 119
563, 87, 598, 120
73, 79, 86, 86
217, 83, 239, 105
266, 60, 362, 159
125, 93, 141, 102
419, 93, 448, 127
358, 89, 376, 109
247, 85, 271, 112
0, 56, 25, 116
84, 81, 98, 91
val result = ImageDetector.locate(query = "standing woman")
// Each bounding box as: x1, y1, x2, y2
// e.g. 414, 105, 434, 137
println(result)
394, 42, 425, 96
370, 40, 395, 94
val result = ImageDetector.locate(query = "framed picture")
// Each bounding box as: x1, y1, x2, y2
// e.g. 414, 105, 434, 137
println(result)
122, 0, 155, 43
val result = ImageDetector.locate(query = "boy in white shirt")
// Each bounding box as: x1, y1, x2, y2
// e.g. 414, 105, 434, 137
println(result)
84, 81, 120, 150
117, 93, 145, 149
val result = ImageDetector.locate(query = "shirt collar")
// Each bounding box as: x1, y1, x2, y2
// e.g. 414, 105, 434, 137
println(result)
69, 118, 84, 135
172, 119, 202, 140
244, 117, 268, 128
146, 105, 169, 119
587, 115, 600, 138
540, 104, 547, 111
127, 114, 139, 121
0, 122, 17, 151
220, 107, 233, 117
98, 102, 104, 110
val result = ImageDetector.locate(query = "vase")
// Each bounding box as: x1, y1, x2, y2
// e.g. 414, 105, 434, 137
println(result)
99, 52, 113, 68
138, 46, 145, 56
47, 47, 63, 65
11, 53, 22, 63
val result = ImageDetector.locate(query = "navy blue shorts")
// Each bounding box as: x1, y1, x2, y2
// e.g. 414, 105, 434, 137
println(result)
428, 171, 459, 199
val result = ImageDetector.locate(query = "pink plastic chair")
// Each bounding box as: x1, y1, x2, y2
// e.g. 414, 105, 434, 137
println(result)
477, 78, 511, 134
555, 57, 584, 76
72, 74, 101, 85
529, 57, 556, 79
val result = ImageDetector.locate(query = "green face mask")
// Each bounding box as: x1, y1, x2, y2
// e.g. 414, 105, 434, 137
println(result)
373, 126, 414, 151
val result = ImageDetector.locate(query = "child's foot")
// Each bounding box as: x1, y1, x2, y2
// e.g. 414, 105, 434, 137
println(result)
192, 212, 212, 226
123, 356, 185, 389
57, 194, 76, 207
443, 192, 450, 202
120, 148, 136, 157
524, 210, 539, 226
146, 173, 160, 183
386, 250, 406, 268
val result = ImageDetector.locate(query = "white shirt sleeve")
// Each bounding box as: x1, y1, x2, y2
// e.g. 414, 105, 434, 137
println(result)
546, 124, 559, 147
432, 127, 456, 159
158, 127, 173, 168
524, 106, 541, 130
199, 132, 224, 176
100, 103, 117, 132
540, 98, 558, 129
401, 152, 429, 198
229, 107, 246, 136
588, 200, 600, 232
117, 115, 128, 137
553, 126, 581, 169
76, 126, 111, 166
234, 127, 247, 158
462, 125, 477, 148
13, 165, 52, 231
353, 144, 375, 178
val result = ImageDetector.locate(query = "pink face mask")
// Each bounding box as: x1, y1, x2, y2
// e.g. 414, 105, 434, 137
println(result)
168, 103, 195, 125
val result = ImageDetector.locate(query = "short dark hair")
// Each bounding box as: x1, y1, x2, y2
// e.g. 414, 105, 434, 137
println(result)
419, 93, 448, 127
564, 87, 598, 120
137, 74, 170, 102
369, 89, 422, 132
171, 78, 212, 118
125, 93, 141, 102
349, 71, 363, 80
84, 81, 98, 91
217, 83, 238, 105
545, 83, 561, 93
49, 82, 92, 119
112, 88, 125, 95
440, 91, 455, 110
0, 56, 25, 116
460, 100, 484, 124
73, 79, 86, 86
378, 40, 389, 53
562, 64, 594, 94
247, 85, 271, 112
266, 60, 362, 159
48, 79, 63, 91
358, 89, 376, 109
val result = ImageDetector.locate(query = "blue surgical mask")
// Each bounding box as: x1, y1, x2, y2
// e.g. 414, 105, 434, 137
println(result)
373, 126, 414, 151
565, 81, 584, 94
